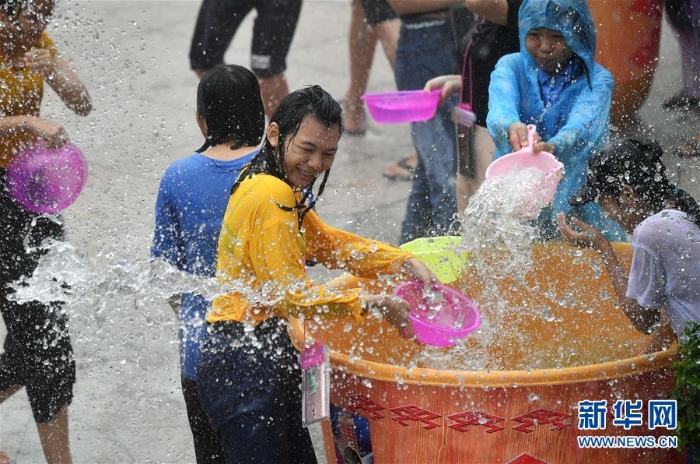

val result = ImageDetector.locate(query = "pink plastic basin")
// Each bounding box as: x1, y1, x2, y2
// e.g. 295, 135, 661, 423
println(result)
6, 140, 88, 214
485, 124, 564, 214
395, 281, 481, 347
361, 90, 440, 124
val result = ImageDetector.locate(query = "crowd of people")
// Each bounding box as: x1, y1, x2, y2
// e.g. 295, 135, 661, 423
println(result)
1, 0, 699, 463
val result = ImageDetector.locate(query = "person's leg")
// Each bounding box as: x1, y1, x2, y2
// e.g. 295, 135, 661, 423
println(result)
251, 0, 303, 118
0, 384, 21, 403
0, 184, 31, 418
377, 14, 416, 181
456, 124, 495, 213
36, 405, 72, 464
343, 0, 377, 135
189, 0, 252, 76
258, 74, 290, 120
198, 320, 316, 464
395, 20, 459, 242
397, 153, 430, 242
361, 0, 399, 67
0, 173, 73, 464
360, 0, 417, 176
0, 304, 26, 406
181, 376, 225, 464
373, 18, 399, 67
663, 26, 700, 108
24, 302, 76, 464
663, 0, 700, 108
676, 26, 700, 101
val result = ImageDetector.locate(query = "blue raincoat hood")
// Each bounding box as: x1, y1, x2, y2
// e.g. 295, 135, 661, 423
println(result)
518, 0, 597, 84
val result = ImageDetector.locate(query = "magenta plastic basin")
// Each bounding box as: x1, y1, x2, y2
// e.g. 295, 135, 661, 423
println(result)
7, 140, 88, 214
361, 90, 440, 123
395, 280, 481, 347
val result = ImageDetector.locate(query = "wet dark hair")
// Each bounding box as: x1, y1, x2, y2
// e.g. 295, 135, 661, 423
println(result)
231, 85, 343, 226
0, 0, 53, 19
195, 64, 265, 153
0, 0, 25, 16
570, 138, 700, 228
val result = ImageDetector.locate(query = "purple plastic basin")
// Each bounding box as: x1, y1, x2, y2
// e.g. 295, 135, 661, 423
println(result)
6, 140, 88, 214
361, 90, 440, 124
395, 280, 481, 347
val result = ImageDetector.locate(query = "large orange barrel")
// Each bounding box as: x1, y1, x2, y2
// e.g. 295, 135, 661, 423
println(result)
588, 0, 663, 124
289, 243, 685, 463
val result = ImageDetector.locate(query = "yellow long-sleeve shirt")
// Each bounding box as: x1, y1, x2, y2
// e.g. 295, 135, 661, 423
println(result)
208, 173, 413, 324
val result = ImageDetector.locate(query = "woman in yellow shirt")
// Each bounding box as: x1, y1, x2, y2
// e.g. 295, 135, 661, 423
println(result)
197, 85, 431, 463
0, 1, 91, 463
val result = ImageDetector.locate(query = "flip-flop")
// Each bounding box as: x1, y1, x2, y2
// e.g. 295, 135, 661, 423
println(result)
382, 156, 417, 181
663, 91, 700, 110
673, 135, 700, 157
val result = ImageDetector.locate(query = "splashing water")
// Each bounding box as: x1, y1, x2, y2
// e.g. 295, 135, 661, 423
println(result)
407, 168, 549, 370
412, 167, 628, 371
7, 239, 283, 325
460, 167, 548, 279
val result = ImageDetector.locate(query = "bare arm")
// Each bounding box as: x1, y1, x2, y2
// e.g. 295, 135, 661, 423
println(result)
23, 48, 92, 116
644, 311, 677, 353
387, 0, 463, 16
424, 74, 461, 105
0, 115, 67, 148
557, 213, 660, 333
464, 0, 509, 26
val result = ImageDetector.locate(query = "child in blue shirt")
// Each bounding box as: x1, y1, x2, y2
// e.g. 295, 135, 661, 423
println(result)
151, 64, 265, 463
487, 0, 624, 240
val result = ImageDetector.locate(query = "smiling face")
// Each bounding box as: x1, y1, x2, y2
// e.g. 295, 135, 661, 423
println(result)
267, 115, 340, 189
525, 27, 574, 75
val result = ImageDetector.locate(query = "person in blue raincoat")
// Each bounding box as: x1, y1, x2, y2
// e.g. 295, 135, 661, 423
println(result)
486, 0, 625, 240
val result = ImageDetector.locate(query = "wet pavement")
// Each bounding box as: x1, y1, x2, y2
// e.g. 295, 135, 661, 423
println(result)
1, 1, 699, 463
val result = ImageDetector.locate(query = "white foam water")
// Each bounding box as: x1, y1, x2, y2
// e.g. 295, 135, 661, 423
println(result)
7, 239, 285, 326
460, 167, 549, 278
418, 168, 558, 371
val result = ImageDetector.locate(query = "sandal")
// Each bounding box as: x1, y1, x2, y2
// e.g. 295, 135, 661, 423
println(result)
663, 91, 700, 110
673, 134, 700, 158
382, 155, 418, 181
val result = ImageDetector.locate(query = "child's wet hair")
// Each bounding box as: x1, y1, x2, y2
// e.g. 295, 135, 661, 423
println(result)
0, 0, 54, 18
0, 0, 26, 14
233, 85, 343, 226
195, 64, 265, 152
572, 138, 700, 227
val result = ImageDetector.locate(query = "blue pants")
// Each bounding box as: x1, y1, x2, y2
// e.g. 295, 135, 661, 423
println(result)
181, 376, 224, 463
197, 318, 316, 464
394, 18, 459, 243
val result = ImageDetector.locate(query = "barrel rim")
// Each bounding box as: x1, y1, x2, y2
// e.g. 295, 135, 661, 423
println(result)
288, 319, 677, 388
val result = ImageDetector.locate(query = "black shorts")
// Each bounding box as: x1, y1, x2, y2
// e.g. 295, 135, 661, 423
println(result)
0, 298, 75, 423
361, 0, 397, 27
189, 0, 302, 78
0, 170, 74, 423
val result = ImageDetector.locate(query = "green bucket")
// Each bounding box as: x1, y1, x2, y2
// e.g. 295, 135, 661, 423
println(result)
400, 236, 469, 283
